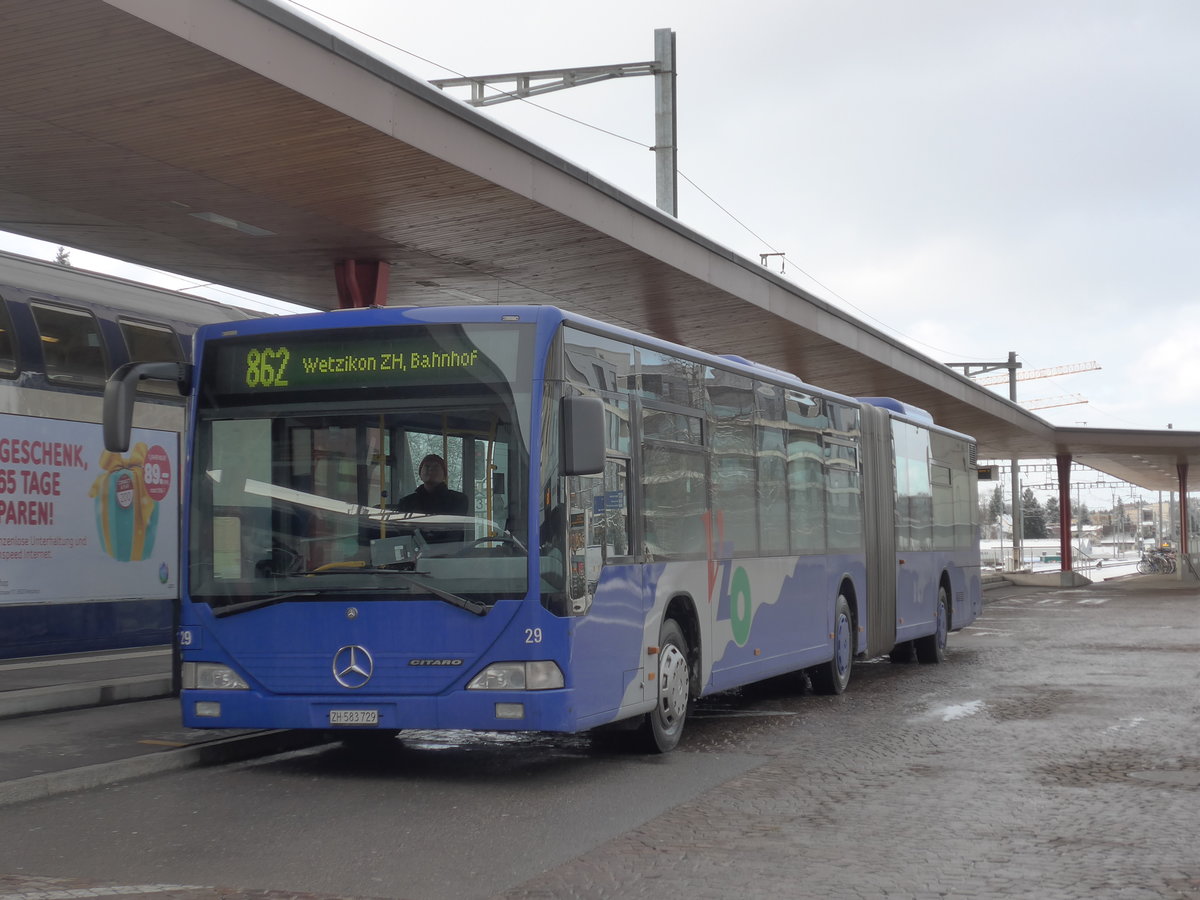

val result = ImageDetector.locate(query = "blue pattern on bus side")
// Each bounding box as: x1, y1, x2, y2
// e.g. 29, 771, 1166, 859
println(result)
569, 562, 657, 726
707, 554, 866, 692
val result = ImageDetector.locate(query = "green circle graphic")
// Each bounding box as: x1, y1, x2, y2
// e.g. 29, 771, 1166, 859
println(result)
730, 566, 752, 647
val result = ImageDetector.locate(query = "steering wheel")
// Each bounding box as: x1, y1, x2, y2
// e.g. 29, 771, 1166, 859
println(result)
449, 535, 525, 557
255, 541, 305, 576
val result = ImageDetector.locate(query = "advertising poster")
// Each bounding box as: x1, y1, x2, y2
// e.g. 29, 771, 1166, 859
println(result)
0, 413, 179, 605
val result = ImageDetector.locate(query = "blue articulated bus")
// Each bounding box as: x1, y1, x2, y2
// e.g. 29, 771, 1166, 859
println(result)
105, 305, 982, 752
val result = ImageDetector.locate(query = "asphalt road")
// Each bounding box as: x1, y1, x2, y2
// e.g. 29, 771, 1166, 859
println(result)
0, 578, 1197, 900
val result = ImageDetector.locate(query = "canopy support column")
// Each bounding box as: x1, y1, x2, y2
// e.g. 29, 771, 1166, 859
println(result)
1178, 463, 1195, 581
1056, 454, 1075, 585
334, 259, 390, 309
1056, 454, 1073, 569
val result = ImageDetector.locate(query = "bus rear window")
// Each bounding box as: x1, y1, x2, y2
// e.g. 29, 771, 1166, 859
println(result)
31, 302, 107, 387
120, 319, 184, 396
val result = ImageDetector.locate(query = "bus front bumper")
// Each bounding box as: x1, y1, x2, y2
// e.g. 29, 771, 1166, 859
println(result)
180, 687, 581, 733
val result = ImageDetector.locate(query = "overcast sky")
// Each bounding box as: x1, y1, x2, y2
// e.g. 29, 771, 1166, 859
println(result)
288, 0, 1200, 435
4, 0, 1197, 499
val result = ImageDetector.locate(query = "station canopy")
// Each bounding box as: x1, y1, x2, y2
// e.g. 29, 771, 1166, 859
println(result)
1, 0, 1196, 493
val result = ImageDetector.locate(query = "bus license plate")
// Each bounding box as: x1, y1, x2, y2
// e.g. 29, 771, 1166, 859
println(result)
329, 709, 379, 726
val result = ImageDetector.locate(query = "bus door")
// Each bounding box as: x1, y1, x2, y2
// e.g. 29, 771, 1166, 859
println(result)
393, 422, 518, 548
282, 415, 519, 570
565, 419, 644, 719
891, 419, 934, 642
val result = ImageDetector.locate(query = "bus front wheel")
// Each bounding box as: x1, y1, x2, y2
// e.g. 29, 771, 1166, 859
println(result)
637, 618, 691, 753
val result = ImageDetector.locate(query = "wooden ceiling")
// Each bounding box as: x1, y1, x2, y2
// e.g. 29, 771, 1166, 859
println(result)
0, 0, 1196, 492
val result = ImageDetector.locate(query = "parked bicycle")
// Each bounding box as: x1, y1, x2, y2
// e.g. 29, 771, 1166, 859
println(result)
1137, 548, 1176, 575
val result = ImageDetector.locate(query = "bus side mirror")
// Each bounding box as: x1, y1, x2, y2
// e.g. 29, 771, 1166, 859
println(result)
103, 361, 193, 452
561, 395, 605, 476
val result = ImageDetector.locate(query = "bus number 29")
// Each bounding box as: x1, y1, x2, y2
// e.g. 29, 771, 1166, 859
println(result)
524, 628, 543, 644
245, 347, 291, 388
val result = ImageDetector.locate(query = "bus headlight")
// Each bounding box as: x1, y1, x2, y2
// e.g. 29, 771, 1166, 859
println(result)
182, 662, 249, 690
467, 661, 564, 691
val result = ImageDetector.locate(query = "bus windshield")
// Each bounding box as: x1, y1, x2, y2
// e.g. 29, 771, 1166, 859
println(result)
188, 327, 535, 613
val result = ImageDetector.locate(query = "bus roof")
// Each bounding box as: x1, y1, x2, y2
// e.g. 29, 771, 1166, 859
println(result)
200, 304, 975, 439
857, 397, 935, 422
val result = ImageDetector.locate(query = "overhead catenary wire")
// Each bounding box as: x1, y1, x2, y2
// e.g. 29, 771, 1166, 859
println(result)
281, 0, 1005, 363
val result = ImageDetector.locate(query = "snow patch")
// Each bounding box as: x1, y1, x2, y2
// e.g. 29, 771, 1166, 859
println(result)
935, 700, 986, 722
1105, 716, 1145, 733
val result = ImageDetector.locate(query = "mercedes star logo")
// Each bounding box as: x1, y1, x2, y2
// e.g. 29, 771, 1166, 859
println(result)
332, 645, 374, 689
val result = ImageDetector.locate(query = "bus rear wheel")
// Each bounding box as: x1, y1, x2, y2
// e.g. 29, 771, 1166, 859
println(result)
637, 618, 691, 753
915, 585, 949, 664
809, 594, 853, 695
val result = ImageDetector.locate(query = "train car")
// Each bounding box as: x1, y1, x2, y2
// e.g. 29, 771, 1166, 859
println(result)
0, 250, 262, 658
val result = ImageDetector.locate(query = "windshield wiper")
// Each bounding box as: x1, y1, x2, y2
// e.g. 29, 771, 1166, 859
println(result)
212, 590, 322, 618
381, 569, 489, 616
296, 565, 489, 616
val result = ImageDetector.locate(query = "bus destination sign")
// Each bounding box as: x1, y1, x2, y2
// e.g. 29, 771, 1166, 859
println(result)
209, 325, 521, 397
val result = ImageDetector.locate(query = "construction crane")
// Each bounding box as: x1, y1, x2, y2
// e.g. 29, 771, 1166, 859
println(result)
1023, 394, 1088, 410
974, 361, 1100, 386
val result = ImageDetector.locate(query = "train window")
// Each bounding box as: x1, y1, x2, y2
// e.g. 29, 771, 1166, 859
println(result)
120, 319, 184, 395
0, 299, 15, 376
30, 302, 108, 388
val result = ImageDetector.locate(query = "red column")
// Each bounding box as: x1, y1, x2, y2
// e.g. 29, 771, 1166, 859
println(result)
334, 259, 390, 309
1057, 454, 1073, 573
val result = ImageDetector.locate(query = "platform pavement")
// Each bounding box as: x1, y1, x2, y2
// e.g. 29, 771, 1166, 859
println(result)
0, 645, 176, 719
0, 646, 329, 808
0, 572, 1191, 811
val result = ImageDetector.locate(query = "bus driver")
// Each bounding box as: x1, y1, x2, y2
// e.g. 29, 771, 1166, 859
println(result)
396, 453, 469, 516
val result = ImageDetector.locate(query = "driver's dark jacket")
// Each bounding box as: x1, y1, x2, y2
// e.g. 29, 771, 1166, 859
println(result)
395, 483, 469, 516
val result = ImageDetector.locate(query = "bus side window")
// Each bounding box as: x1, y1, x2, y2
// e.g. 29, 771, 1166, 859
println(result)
0, 299, 16, 376
30, 302, 107, 388
707, 368, 757, 556
642, 437, 706, 559
756, 383, 788, 556
119, 319, 184, 396
786, 391, 826, 554
594, 457, 631, 559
